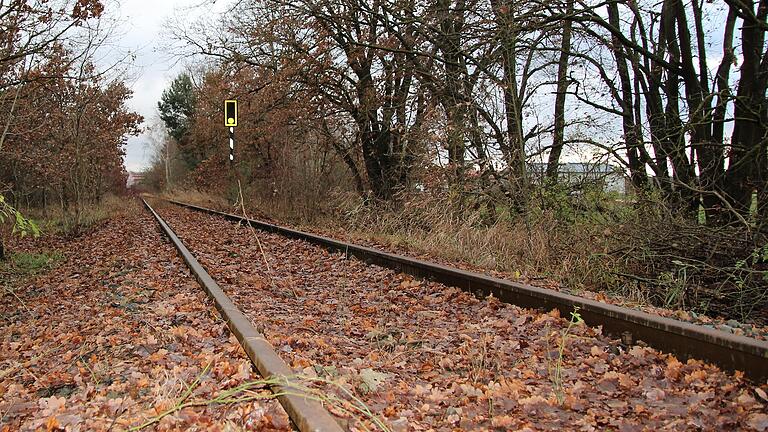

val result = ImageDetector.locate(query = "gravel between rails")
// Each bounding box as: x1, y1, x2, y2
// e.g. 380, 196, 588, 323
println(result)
155, 202, 768, 432
0, 202, 291, 431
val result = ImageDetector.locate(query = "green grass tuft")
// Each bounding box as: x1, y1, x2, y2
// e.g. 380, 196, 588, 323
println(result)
2, 251, 63, 275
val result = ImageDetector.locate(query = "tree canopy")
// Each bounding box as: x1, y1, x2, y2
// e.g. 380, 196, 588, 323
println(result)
158, 73, 197, 142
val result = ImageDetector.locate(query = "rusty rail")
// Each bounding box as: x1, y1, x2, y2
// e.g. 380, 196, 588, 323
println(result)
164, 198, 768, 382
143, 199, 343, 432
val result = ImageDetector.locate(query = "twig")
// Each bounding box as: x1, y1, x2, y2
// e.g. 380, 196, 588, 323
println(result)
2, 284, 33, 317
129, 375, 277, 431
293, 326, 319, 334
0, 345, 58, 381
106, 396, 127, 432
234, 180, 297, 298
129, 362, 214, 431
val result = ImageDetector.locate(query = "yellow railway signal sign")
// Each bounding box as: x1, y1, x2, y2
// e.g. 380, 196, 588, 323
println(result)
224, 100, 237, 127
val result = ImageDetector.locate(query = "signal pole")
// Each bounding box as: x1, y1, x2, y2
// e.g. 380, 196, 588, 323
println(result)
225, 100, 240, 206
224, 100, 237, 163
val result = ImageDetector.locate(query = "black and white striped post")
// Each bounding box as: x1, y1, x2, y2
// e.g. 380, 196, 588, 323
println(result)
224, 100, 238, 163
228, 127, 234, 162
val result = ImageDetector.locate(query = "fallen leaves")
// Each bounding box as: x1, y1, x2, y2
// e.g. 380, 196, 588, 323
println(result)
0, 201, 290, 431
155, 204, 768, 431
643, 388, 666, 401
756, 386, 768, 403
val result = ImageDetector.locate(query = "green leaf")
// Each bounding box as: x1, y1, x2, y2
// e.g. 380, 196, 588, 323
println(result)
1, 197, 41, 238
570, 311, 583, 323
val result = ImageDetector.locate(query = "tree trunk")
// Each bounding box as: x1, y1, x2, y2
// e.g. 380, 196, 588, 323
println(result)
726, 0, 768, 218
607, 2, 646, 188
707, 8, 737, 224
436, 0, 468, 180
546, 0, 574, 183
672, 0, 720, 215
491, 0, 528, 206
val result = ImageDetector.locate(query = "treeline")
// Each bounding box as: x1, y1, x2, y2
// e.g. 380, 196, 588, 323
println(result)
0, 1, 141, 217
160, 0, 766, 227
150, 68, 353, 218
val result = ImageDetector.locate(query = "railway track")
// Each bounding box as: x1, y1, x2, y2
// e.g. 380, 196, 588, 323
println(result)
142, 197, 768, 430
142, 199, 343, 432
159, 198, 768, 383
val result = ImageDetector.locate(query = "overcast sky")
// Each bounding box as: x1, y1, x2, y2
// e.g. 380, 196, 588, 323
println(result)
114, 0, 209, 172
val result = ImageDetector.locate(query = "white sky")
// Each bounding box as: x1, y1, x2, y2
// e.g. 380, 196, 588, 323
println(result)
112, 0, 212, 172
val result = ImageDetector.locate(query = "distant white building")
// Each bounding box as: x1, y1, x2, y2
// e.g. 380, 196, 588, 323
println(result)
126, 172, 145, 188
529, 162, 629, 194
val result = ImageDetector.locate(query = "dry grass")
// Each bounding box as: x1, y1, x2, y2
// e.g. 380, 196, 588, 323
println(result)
328, 192, 621, 294
161, 187, 623, 295
26, 194, 128, 235
160, 189, 230, 210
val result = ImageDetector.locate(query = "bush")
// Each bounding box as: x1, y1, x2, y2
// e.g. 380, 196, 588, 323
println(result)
615, 195, 768, 322
26, 194, 126, 235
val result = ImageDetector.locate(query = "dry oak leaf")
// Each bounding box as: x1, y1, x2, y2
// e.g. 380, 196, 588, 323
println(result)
644, 388, 666, 401
748, 413, 768, 432
234, 361, 252, 380
755, 387, 768, 403
39, 396, 66, 415
490, 415, 516, 428
359, 368, 391, 393
44, 416, 61, 432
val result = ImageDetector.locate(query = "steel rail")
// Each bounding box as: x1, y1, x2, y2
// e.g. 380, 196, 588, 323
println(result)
165, 198, 768, 382
142, 199, 343, 432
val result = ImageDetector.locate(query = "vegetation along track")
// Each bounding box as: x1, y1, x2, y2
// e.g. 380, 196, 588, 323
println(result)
145, 198, 768, 430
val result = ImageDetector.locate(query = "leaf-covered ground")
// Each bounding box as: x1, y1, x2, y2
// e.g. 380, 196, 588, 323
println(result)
165, 196, 768, 340
0, 202, 290, 431
154, 202, 768, 431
